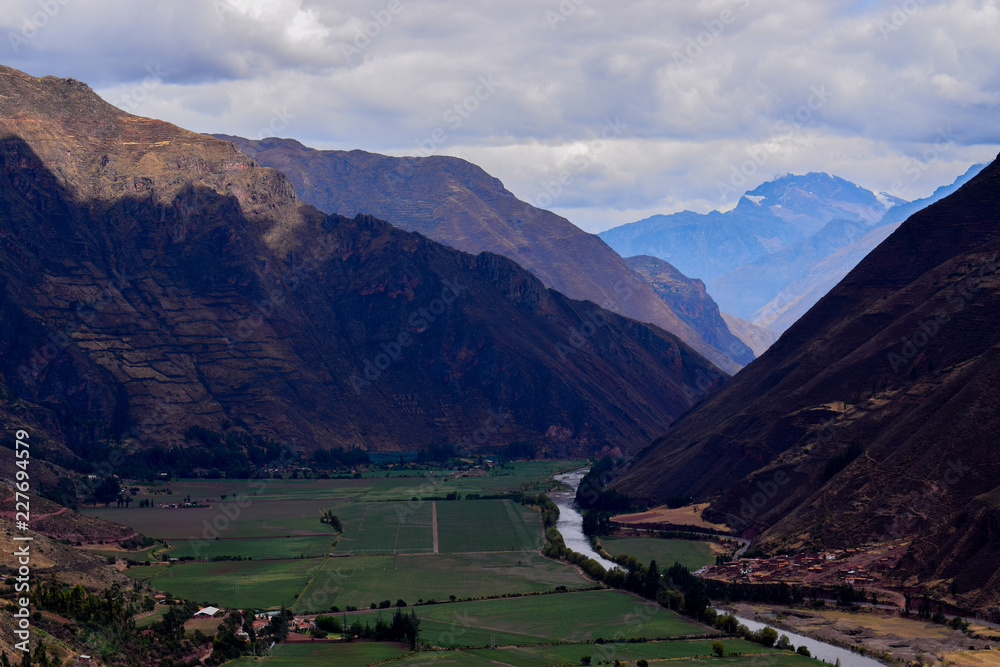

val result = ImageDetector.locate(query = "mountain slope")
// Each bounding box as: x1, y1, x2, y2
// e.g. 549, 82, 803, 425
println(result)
745, 164, 988, 331
600, 173, 893, 286
0, 65, 724, 462
214, 136, 753, 371
625, 255, 750, 364
720, 313, 781, 357
611, 154, 1000, 612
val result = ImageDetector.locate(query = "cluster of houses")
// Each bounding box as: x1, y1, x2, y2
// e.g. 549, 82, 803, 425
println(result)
700, 548, 900, 586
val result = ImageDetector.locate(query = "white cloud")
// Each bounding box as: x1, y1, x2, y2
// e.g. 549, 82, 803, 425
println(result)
1, 0, 996, 232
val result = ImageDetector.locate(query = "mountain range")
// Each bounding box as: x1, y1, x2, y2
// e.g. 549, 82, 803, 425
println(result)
0, 65, 724, 467
600, 170, 985, 335
612, 154, 1000, 613
214, 136, 754, 372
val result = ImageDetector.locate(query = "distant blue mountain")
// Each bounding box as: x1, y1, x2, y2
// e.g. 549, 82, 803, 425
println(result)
601, 168, 985, 332
600, 173, 893, 286
748, 163, 987, 331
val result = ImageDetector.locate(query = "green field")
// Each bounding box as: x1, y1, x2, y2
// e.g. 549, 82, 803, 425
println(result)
147, 558, 322, 609
335, 501, 434, 555
334, 500, 541, 556
98, 461, 585, 509
600, 536, 718, 571
225, 640, 410, 666
353, 589, 709, 645
166, 535, 335, 560
294, 552, 591, 612
436, 501, 540, 552
389, 645, 816, 667
82, 499, 336, 540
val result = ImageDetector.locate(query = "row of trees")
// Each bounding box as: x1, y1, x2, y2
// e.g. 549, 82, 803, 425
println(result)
314, 609, 420, 649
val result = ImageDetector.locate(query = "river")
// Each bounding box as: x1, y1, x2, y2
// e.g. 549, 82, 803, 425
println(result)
549, 469, 621, 571
551, 467, 886, 666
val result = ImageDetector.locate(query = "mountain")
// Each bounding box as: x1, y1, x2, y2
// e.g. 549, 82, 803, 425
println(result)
0, 65, 725, 465
624, 256, 751, 364
214, 136, 754, 372
611, 155, 1000, 612
720, 313, 781, 358
600, 172, 894, 287
734, 164, 988, 331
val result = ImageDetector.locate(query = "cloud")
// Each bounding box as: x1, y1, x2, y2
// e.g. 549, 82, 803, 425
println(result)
2, 0, 997, 232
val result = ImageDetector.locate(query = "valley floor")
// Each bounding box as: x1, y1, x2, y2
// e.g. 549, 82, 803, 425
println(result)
727, 603, 1000, 667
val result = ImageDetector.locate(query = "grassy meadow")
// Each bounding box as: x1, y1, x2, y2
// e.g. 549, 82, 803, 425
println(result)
599, 536, 719, 571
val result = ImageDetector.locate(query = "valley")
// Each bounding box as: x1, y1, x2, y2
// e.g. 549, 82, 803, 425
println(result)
0, 12, 998, 664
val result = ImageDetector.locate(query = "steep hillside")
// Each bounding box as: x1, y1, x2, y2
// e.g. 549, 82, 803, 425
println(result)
215, 136, 753, 371
720, 313, 781, 357
747, 164, 987, 331
612, 155, 1000, 612
624, 255, 750, 364
0, 65, 724, 464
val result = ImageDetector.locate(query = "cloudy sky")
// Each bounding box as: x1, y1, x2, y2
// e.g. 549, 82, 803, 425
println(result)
2, 0, 998, 232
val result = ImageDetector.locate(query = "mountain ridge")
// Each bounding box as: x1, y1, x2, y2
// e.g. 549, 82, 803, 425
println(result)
0, 65, 724, 464
214, 135, 754, 371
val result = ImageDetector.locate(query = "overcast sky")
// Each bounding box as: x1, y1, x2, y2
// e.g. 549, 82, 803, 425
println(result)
2, 0, 998, 232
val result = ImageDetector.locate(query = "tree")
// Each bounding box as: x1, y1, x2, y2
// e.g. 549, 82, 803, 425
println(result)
756, 627, 779, 648
684, 578, 709, 618
94, 476, 120, 507
712, 641, 725, 657
580, 657, 591, 666
776, 634, 793, 650
797, 646, 812, 657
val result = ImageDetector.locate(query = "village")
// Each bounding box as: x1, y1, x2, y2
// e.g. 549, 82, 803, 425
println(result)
697, 540, 905, 591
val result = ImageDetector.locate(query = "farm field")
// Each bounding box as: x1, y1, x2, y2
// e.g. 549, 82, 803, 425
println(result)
599, 536, 718, 571
334, 501, 434, 555
333, 500, 541, 556
352, 589, 710, 643
435, 500, 540, 552
147, 558, 322, 609
225, 640, 410, 666
294, 552, 591, 612
82, 498, 336, 539
166, 535, 335, 560
392, 639, 789, 666
102, 461, 585, 508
